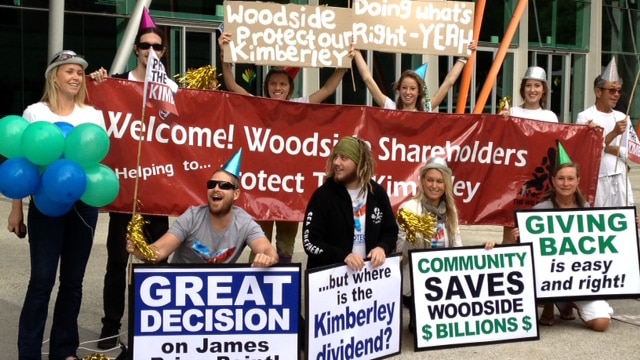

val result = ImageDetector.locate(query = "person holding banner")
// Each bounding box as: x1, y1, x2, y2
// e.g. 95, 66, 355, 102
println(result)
499, 66, 558, 122
218, 32, 347, 266
302, 136, 397, 271
576, 58, 634, 208
348, 41, 476, 111
90, 12, 176, 349
512, 147, 613, 332
500, 66, 558, 245
218, 32, 347, 104
127, 150, 279, 267
8, 50, 105, 360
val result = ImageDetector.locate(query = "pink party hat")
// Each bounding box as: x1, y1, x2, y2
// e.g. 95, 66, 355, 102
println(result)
140, 7, 157, 30
601, 57, 620, 83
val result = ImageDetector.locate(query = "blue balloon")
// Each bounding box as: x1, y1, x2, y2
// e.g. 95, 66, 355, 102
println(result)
33, 185, 74, 217
0, 157, 40, 199
54, 121, 74, 138
41, 159, 87, 203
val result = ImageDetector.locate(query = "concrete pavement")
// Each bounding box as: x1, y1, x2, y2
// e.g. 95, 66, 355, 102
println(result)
1, 165, 640, 359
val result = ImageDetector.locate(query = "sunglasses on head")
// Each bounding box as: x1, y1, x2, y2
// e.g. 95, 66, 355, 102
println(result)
207, 180, 236, 190
138, 42, 164, 51
599, 87, 622, 95
49, 50, 84, 65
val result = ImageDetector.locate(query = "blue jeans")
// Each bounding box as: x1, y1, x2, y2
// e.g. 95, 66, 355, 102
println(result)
18, 201, 98, 360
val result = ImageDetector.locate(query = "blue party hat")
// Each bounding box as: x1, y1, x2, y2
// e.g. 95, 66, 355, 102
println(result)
222, 148, 242, 178
413, 63, 428, 80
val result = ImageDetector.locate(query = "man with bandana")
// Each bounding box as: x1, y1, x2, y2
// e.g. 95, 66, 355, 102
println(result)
302, 136, 398, 271
126, 149, 279, 266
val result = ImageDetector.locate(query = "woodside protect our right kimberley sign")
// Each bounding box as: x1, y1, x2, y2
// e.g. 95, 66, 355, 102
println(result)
222, 0, 474, 68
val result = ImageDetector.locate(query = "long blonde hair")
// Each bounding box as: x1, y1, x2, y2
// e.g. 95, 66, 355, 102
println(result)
414, 168, 460, 236
40, 65, 88, 112
325, 138, 376, 195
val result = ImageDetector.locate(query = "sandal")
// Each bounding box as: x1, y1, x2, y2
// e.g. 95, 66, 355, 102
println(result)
538, 314, 555, 326
560, 302, 577, 320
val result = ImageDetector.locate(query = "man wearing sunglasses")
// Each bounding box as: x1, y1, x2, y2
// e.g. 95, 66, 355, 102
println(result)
576, 57, 635, 208
126, 166, 279, 266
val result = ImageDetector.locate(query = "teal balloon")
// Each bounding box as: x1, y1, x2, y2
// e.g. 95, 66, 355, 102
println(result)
21, 121, 65, 165
64, 123, 110, 168
81, 164, 120, 207
0, 115, 29, 158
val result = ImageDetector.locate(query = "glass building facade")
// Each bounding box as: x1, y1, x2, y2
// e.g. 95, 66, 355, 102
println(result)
1, 0, 639, 126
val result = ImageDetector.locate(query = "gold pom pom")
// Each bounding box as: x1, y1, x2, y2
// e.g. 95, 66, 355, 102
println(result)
127, 214, 158, 263
397, 208, 437, 245
175, 65, 221, 90
83, 354, 110, 360
498, 96, 512, 113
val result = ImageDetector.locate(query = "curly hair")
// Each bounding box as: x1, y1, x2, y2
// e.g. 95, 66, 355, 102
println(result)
393, 70, 426, 111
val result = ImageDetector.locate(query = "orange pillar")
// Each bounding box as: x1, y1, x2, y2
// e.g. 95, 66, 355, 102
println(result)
472, 0, 528, 114
456, 0, 486, 114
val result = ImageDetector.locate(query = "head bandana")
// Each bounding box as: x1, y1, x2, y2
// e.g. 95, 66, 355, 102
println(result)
334, 137, 361, 165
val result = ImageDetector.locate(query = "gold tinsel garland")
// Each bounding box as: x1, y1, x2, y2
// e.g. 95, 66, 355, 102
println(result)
498, 96, 511, 113
396, 208, 437, 245
82, 354, 110, 360
127, 214, 157, 263
175, 65, 221, 90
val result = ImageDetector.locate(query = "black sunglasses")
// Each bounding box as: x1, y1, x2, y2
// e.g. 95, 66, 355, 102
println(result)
207, 180, 236, 190
138, 42, 164, 51
49, 50, 84, 65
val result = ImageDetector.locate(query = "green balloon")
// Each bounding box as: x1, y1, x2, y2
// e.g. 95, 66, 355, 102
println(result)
0, 115, 29, 158
81, 164, 120, 207
21, 121, 65, 165
64, 123, 110, 168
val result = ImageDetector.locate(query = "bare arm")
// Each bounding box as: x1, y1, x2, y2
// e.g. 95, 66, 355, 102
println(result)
248, 237, 279, 267
349, 49, 389, 107
218, 32, 250, 96
308, 68, 347, 104
7, 200, 24, 237
430, 41, 477, 109
430, 59, 466, 109
127, 232, 182, 263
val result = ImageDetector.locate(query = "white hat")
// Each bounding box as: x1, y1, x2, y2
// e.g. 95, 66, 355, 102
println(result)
420, 157, 452, 177
601, 57, 621, 83
44, 50, 88, 79
523, 66, 547, 83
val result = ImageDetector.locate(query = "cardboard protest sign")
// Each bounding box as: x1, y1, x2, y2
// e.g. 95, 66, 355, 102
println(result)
516, 207, 640, 300
352, 0, 474, 56
305, 255, 402, 359
129, 264, 301, 360
222, 1, 352, 67
410, 245, 538, 351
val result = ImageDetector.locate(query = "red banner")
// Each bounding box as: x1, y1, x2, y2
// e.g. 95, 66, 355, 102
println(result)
87, 79, 603, 226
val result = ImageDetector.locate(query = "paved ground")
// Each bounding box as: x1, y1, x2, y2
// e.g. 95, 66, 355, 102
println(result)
1, 164, 640, 359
